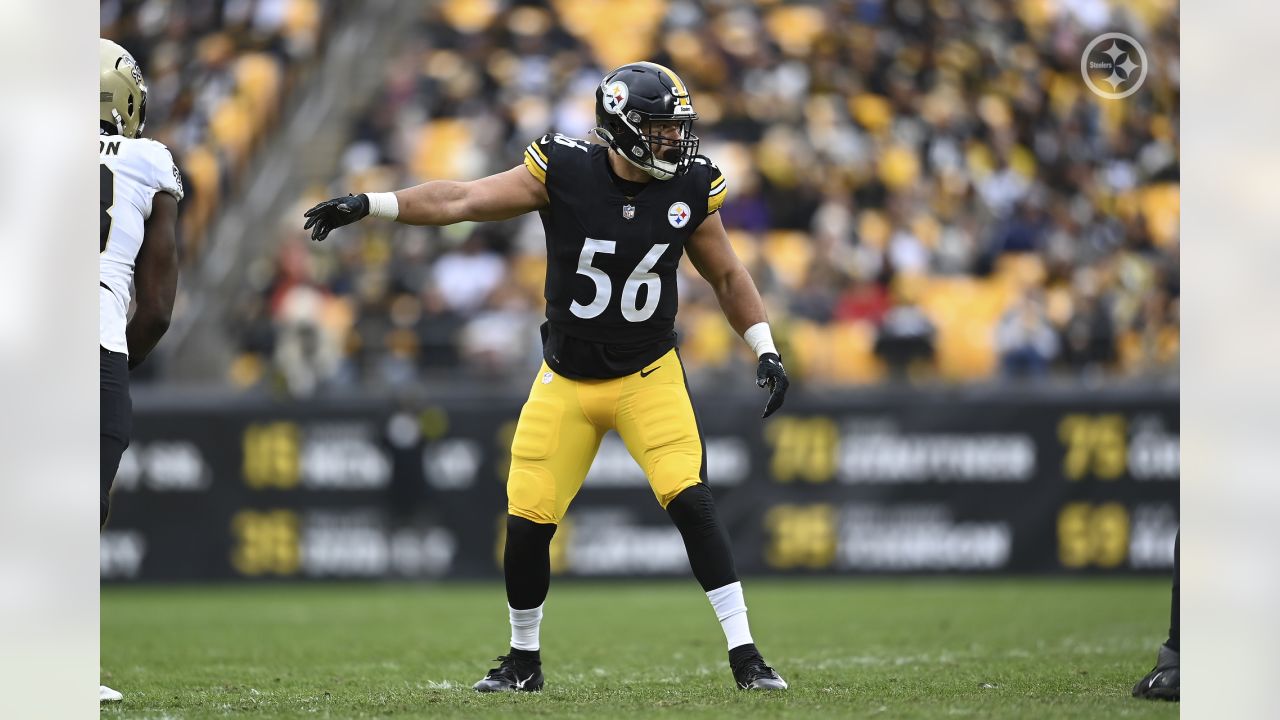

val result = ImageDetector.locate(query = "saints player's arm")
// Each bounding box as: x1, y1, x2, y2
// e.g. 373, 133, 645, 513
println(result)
305, 166, 547, 240
126, 192, 179, 370
686, 211, 789, 418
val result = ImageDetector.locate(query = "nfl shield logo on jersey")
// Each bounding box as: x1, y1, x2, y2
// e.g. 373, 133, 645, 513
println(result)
622, 204, 636, 220
667, 202, 691, 228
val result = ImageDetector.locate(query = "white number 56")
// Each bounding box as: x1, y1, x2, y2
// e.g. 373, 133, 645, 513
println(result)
569, 239, 669, 322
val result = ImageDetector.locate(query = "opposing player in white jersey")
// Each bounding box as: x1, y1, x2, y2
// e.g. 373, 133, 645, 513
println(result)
99, 37, 181, 703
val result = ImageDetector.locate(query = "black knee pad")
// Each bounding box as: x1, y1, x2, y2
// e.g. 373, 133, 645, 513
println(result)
505, 515, 557, 610
666, 483, 718, 535
667, 484, 739, 591
507, 515, 557, 547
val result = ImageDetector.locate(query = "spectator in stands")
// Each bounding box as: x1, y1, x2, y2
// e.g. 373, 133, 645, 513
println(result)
1062, 274, 1119, 377
873, 277, 937, 382
431, 231, 507, 314
996, 291, 1060, 378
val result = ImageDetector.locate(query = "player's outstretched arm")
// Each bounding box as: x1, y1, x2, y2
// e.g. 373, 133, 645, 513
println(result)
303, 166, 548, 241
686, 212, 789, 418
127, 192, 179, 370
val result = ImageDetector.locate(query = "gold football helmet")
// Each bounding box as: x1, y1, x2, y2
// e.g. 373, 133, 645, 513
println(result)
100, 38, 147, 137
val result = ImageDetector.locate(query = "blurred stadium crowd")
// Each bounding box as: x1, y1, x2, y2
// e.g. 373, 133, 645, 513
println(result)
110, 0, 1180, 395
100, 0, 335, 325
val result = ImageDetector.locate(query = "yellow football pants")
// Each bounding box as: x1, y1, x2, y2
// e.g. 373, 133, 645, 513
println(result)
506, 348, 705, 525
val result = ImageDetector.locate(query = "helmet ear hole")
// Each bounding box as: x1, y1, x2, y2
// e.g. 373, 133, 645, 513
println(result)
127, 94, 134, 116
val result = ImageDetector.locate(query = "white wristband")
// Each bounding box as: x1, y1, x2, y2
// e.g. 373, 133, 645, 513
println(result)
743, 322, 777, 358
366, 191, 399, 220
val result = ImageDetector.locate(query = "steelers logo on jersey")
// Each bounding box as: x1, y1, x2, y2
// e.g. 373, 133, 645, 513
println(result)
667, 201, 692, 228
603, 81, 629, 115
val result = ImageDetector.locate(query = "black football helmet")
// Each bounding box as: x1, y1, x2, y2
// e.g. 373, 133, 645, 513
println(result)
594, 62, 699, 180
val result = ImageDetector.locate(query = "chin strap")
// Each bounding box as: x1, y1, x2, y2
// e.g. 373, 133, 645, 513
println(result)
110, 108, 126, 136
595, 126, 677, 180
592, 126, 617, 151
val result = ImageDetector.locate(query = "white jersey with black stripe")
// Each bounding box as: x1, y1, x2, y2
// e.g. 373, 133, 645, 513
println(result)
98, 134, 183, 354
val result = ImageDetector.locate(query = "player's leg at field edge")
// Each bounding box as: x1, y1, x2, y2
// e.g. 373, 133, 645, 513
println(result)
505, 514, 556, 648
468, 515, 552, 692
100, 347, 133, 703
100, 347, 132, 527
667, 483, 788, 689
1167, 531, 1179, 653
1132, 530, 1179, 700
667, 483, 752, 642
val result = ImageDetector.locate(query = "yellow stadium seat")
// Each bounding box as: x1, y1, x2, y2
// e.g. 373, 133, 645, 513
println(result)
680, 307, 734, 369
994, 253, 1046, 290
442, 0, 499, 33
209, 97, 254, 167
229, 353, 266, 388
511, 255, 548, 300
1139, 182, 1180, 247
788, 320, 877, 384
762, 231, 813, 289
787, 320, 826, 379
879, 145, 920, 190
1157, 326, 1180, 365
910, 214, 941, 250
1117, 329, 1142, 371
180, 144, 220, 252
550, 0, 665, 69
320, 295, 355, 336
235, 53, 282, 129
412, 119, 472, 180
765, 6, 827, 57
726, 230, 759, 267
918, 276, 1008, 381
857, 210, 890, 249
849, 93, 892, 134
285, 0, 320, 38
828, 320, 884, 384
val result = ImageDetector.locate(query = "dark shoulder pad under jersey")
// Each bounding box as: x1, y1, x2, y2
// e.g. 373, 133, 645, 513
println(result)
689, 155, 727, 215
522, 133, 596, 186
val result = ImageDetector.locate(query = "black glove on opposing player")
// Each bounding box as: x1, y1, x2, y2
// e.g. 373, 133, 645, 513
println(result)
303, 193, 369, 242
756, 352, 789, 419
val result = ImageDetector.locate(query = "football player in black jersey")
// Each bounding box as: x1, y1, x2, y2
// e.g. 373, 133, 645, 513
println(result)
305, 62, 789, 692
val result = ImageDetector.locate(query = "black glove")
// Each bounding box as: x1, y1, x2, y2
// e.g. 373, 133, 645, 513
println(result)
756, 352, 789, 419
303, 193, 369, 242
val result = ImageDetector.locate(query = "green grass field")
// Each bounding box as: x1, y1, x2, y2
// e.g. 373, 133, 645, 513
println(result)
101, 579, 1178, 719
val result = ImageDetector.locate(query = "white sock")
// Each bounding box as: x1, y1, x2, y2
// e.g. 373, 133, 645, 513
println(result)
706, 581, 754, 650
509, 604, 543, 651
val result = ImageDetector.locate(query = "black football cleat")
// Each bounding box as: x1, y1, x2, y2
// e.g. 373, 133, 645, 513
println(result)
729, 644, 789, 690
1132, 644, 1179, 701
473, 651, 544, 693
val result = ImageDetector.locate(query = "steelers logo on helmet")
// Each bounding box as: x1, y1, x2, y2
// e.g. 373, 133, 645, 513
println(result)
668, 201, 692, 229
603, 80, 629, 115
